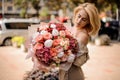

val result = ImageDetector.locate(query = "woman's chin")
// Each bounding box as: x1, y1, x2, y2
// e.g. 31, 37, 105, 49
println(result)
76, 23, 81, 27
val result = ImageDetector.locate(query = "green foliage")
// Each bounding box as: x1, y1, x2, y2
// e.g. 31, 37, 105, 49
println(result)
14, 0, 29, 18
20, 9, 26, 18
40, 7, 49, 17
30, 0, 41, 17
14, 0, 119, 19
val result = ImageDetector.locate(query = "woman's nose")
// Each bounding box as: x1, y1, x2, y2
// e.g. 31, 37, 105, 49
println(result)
77, 18, 82, 23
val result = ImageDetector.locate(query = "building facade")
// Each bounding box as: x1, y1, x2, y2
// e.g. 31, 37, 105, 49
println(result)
0, 0, 36, 18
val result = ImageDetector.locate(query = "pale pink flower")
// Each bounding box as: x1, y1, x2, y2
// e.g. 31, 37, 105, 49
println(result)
59, 30, 66, 37
65, 30, 72, 36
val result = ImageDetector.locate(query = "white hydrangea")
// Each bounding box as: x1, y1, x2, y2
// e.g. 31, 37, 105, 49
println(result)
44, 39, 53, 48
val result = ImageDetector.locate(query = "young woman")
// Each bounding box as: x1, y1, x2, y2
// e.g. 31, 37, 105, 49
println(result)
59, 3, 101, 80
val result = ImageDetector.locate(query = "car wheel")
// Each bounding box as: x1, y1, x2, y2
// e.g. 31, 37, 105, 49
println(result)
3, 38, 12, 46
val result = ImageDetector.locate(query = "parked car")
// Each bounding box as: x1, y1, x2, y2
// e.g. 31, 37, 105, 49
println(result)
99, 20, 119, 40
0, 18, 40, 46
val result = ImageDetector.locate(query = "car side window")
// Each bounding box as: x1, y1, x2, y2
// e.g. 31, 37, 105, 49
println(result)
5, 23, 30, 29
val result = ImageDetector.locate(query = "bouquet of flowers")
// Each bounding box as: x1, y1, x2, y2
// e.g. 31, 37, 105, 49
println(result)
29, 22, 79, 67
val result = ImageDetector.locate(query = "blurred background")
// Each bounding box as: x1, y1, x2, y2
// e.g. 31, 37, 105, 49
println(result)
0, 0, 120, 41
0, 0, 120, 80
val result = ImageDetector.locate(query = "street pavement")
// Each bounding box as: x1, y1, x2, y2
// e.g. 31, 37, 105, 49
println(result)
0, 42, 120, 80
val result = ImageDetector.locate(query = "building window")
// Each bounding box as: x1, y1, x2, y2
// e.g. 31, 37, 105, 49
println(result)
7, 0, 12, 2
17, 7, 21, 11
7, 6, 13, 11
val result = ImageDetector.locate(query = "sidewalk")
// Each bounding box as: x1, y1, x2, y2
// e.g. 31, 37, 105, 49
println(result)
0, 42, 120, 80
83, 42, 120, 80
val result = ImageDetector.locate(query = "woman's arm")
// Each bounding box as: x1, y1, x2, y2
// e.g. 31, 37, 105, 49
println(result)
73, 32, 89, 67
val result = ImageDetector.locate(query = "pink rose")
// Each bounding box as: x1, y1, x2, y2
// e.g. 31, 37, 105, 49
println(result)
34, 43, 43, 51
53, 39, 61, 46
35, 35, 43, 42
43, 32, 52, 40
55, 46, 64, 53
50, 48, 57, 57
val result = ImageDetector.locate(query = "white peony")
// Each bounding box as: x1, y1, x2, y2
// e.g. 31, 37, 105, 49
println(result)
52, 29, 59, 36
67, 54, 75, 63
50, 24, 56, 28
40, 30, 48, 35
57, 52, 64, 58
44, 39, 53, 48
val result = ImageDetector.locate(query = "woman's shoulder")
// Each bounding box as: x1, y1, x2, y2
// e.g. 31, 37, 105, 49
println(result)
76, 30, 89, 45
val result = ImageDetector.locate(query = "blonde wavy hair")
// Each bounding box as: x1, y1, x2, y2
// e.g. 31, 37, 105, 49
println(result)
73, 3, 101, 36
